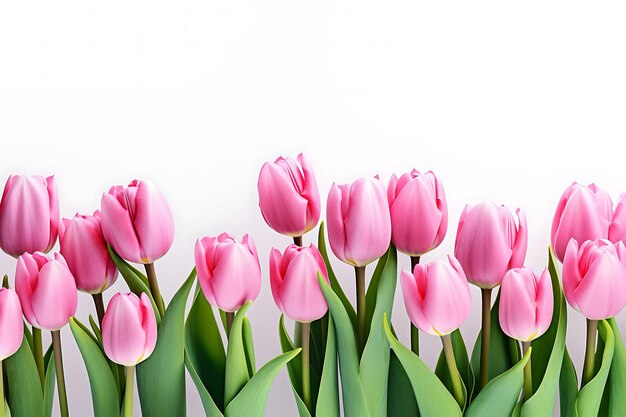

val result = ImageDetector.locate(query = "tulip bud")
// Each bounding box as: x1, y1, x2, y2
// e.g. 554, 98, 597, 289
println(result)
270, 244, 329, 323
100, 179, 174, 264
326, 177, 391, 267
0, 288, 24, 360
194, 233, 261, 312
562, 239, 626, 320
102, 292, 157, 366
400, 255, 471, 336
551, 183, 612, 262
454, 201, 527, 289
15, 252, 78, 330
59, 211, 118, 294
258, 153, 321, 237
387, 170, 448, 257
499, 267, 553, 342
0, 175, 59, 257
609, 193, 626, 245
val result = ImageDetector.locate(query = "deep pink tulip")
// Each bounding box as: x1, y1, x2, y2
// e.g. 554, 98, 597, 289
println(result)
499, 267, 553, 342
609, 193, 626, 245
400, 255, 471, 336
454, 201, 527, 289
387, 170, 447, 257
195, 233, 261, 312
102, 292, 157, 366
0, 288, 24, 360
551, 183, 612, 262
270, 244, 329, 323
100, 180, 174, 264
59, 211, 118, 294
258, 153, 321, 237
15, 252, 78, 330
562, 239, 626, 320
0, 175, 59, 258
326, 177, 391, 267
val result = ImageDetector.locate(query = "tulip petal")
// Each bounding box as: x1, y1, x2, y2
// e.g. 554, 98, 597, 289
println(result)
534, 268, 554, 338
133, 180, 175, 263
30, 260, 77, 330
210, 244, 261, 312
139, 293, 157, 360
101, 192, 142, 263
103, 294, 149, 366
279, 251, 328, 322
269, 248, 285, 312
499, 269, 538, 341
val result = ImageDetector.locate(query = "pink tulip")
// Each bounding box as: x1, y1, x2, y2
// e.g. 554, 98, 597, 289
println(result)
0, 288, 24, 360
454, 201, 527, 289
102, 292, 157, 366
270, 244, 329, 323
326, 177, 391, 267
258, 153, 321, 237
0, 175, 59, 258
562, 239, 626, 320
551, 183, 612, 262
194, 233, 261, 312
499, 267, 553, 342
59, 211, 118, 294
609, 193, 626, 245
400, 255, 471, 336
100, 179, 174, 264
15, 252, 78, 330
387, 170, 448, 257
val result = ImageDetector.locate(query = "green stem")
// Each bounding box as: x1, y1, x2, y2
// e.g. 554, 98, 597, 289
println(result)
293, 236, 303, 246
124, 365, 135, 417
355, 266, 366, 354
479, 288, 492, 389
410, 256, 420, 355
442, 334, 464, 409
301, 321, 311, 412
52, 330, 69, 417
522, 341, 533, 401
581, 319, 598, 388
144, 263, 166, 317
92, 293, 106, 327
0, 360, 4, 417
226, 312, 235, 339
32, 327, 45, 386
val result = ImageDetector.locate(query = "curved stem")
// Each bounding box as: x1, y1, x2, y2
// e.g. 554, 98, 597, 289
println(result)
410, 256, 420, 355
52, 330, 69, 417
92, 293, 105, 327
479, 288, 492, 389
124, 365, 135, 417
442, 334, 464, 409
355, 266, 366, 354
32, 327, 45, 386
145, 263, 165, 317
225, 312, 234, 339
521, 341, 533, 401
582, 319, 598, 388
300, 322, 311, 412
293, 236, 303, 246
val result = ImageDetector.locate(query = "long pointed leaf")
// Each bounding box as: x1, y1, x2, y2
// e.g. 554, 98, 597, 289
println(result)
559, 348, 578, 417
604, 318, 626, 416
387, 351, 419, 417
224, 302, 252, 407
4, 332, 44, 417
43, 346, 56, 417
184, 354, 224, 417
315, 316, 339, 417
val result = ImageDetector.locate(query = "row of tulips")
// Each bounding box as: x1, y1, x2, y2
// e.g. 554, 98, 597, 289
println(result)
0, 155, 624, 417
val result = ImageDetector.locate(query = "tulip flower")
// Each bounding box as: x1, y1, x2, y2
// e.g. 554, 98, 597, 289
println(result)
102, 292, 157, 417
101, 179, 174, 316
563, 238, 626, 387
0, 175, 59, 258
400, 255, 470, 408
15, 251, 77, 417
258, 154, 321, 243
551, 182, 612, 262
0, 288, 24, 360
609, 193, 626, 245
387, 169, 448, 257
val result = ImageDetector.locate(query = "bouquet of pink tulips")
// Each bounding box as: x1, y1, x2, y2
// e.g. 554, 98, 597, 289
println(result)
0, 158, 624, 417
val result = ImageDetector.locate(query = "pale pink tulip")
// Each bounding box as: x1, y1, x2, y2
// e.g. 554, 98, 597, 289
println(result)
0, 175, 59, 257
454, 201, 527, 288
326, 177, 391, 267
562, 239, 626, 320
499, 267, 553, 342
0, 288, 24, 360
400, 255, 471, 336
15, 252, 78, 330
102, 292, 157, 366
100, 180, 174, 264
609, 193, 626, 245
270, 244, 329, 323
258, 153, 321, 237
194, 233, 261, 312
387, 170, 447, 256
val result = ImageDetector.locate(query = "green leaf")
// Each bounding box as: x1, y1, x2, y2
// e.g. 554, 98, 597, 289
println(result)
70, 318, 120, 417
435, 329, 472, 409
185, 287, 226, 412
559, 348, 578, 417
4, 332, 44, 417
520, 246, 567, 417
137, 268, 196, 417
364, 249, 389, 337
242, 317, 256, 377
89, 315, 103, 346
43, 346, 56, 417
318, 221, 357, 331
360, 245, 397, 417
184, 354, 224, 417
603, 318, 626, 416
224, 302, 253, 407
387, 351, 419, 417
278, 316, 307, 416
575, 320, 614, 417
315, 316, 340, 417
318, 273, 370, 417
465, 346, 532, 417
382, 314, 462, 417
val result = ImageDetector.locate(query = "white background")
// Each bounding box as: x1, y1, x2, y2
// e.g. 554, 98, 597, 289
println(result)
1, 1, 626, 416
